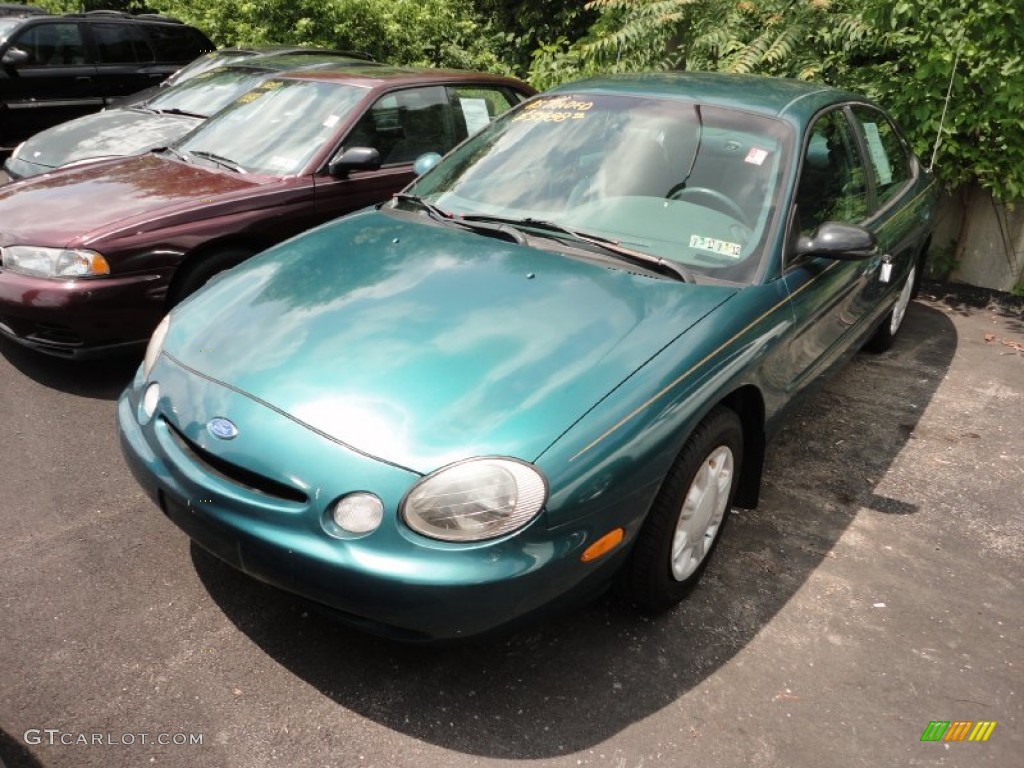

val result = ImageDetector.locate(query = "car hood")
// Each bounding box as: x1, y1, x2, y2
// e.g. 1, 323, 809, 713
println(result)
0, 154, 258, 248
165, 210, 738, 474
7, 109, 200, 177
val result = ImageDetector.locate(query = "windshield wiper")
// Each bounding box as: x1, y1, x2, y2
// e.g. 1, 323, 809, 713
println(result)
152, 145, 190, 163
392, 193, 452, 222
392, 194, 526, 245
152, 107, 207, 119
190, 150, 246, 173
460, 214, 695, 283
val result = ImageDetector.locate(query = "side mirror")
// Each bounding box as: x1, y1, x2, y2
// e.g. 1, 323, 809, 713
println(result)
413, 152, 442, 177
328, 146, 381, 178
794, 221, 878, 261
2, 48, 30, 67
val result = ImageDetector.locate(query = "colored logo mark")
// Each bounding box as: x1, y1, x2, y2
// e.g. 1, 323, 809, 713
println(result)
920, 721, 996, 742
206, 417, 239, 440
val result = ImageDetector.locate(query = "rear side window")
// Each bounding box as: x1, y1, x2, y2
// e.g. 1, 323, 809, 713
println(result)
9, 22, 86, 65
850, 106, 912, 209
144, 24, 211, 62
449, 86, 518, 141
93, 22, 155, 64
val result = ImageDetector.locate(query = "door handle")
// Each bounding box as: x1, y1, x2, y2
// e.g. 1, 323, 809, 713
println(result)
75, 76, 92, 83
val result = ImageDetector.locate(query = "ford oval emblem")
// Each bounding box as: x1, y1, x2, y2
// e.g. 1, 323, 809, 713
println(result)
207, 417, 238, 440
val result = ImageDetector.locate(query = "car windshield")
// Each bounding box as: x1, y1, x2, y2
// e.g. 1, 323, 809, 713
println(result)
0, 18, 21, 38
146, 66, 270, 118
177, 78, 366, 176
407, 93, 794, 284
164, 50, 256, 87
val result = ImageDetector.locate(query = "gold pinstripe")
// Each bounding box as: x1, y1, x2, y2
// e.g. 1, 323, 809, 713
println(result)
569, 260, 843, 462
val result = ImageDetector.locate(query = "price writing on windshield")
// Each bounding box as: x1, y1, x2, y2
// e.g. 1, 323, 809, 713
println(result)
513, 97, 594, 123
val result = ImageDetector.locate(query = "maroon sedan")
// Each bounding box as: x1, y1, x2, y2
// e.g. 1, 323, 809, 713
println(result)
0, 66, 532, 357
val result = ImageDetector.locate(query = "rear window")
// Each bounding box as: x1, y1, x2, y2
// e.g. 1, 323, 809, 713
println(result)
143, 23, 212, 62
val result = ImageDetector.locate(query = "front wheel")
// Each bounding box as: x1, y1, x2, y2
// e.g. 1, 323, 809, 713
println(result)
622, 406, 743, 612
864, 263, 916, 353
167, 246, 254, 308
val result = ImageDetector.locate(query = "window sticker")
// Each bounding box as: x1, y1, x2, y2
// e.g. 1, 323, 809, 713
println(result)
459, 98, 491, 135
744, 147, 769, 166
690, 235, 742, 258
323, 114, 340, 128
513, 96, 593, 124
268, 155, 296, 170
861, 122, 893, 185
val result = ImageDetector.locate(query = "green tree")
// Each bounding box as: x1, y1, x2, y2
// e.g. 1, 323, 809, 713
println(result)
146, 0, 506, 71
857, 0, 1024, 201
528, 0, 870, 88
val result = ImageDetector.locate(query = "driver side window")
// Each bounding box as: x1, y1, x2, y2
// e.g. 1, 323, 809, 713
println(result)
11, 22, 86, 66
795, 110, 869, 235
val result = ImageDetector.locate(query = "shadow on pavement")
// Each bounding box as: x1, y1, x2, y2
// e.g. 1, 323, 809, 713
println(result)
190, 301, 958, 759
0, 338, 138, 400
0, 727, 44, 768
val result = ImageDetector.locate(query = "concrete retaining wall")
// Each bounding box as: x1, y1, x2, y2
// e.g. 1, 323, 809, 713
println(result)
932, 185, 1024, 293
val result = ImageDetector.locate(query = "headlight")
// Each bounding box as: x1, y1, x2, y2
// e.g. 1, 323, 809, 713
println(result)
0, 245, 109, 278
402, 457, 547, 542
143, 314, 170, 380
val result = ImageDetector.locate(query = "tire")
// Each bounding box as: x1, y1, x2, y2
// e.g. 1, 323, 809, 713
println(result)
864, 262, 916, 353
168, 246, 254, 307
622, 406, 743, 612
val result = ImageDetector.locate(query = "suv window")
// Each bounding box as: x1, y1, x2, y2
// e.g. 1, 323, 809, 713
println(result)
93, 22, 155, 64
144, 23, 211, 62
10, 21, 86, 66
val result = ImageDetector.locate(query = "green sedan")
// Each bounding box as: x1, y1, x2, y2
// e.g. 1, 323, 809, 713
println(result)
118, 72, 938, 641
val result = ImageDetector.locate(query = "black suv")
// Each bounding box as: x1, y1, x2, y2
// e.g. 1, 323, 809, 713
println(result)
0, 10, 213, 150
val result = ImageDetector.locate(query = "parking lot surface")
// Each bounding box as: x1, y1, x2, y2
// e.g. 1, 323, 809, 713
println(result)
0, 285, 1021, 768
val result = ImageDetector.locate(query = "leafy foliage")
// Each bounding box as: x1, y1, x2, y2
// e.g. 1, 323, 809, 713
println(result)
34, 0, 1024, 201
528, 0, 1023, 201
856, 0, 1024, 202
144, 0, 506, 71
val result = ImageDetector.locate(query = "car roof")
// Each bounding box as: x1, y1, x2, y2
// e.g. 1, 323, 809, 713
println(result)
274, 65, 530, 90
216, 45, 373, 61
226, 51, 379, 73
546, 72, 869, 123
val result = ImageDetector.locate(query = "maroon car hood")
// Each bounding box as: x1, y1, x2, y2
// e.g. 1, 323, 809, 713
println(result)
0, 154, 261, 248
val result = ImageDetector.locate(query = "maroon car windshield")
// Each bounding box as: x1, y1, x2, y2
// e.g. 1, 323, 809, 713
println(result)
177, 78, 366, 176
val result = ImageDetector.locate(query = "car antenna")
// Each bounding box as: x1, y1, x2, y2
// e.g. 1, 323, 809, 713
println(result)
928, 24, 966, 173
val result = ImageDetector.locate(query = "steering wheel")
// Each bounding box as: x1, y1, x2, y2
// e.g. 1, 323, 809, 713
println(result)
668, 185, 749, 225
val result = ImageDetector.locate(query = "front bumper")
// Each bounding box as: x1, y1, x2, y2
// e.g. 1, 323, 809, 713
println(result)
117, 358, 617, 641
0, 268, 169, 358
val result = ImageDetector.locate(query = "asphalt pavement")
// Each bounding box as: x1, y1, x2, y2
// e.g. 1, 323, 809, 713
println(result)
0, 284, 1021, 768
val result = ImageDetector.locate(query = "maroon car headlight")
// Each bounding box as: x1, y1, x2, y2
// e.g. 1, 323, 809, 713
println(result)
0, 245, 110, 278
401, 458, 547, 542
